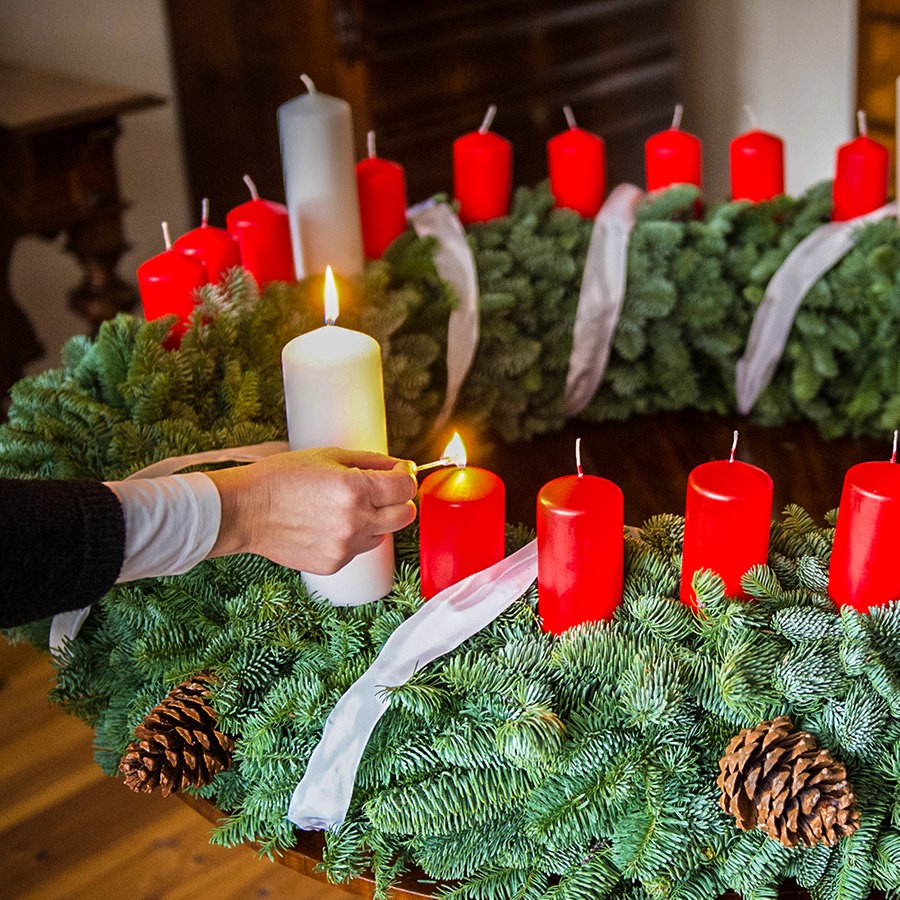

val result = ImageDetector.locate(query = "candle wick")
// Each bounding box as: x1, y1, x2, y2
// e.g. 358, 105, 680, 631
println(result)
671, 103, 684, 130
729, 429, 739, 463
563, 105, 577, 130
857, 109, 868, 136
300, 73, 317, 95
479, 104, 497, 134
201, 197, 209, 227
242, 174, 259, 201
161, 221, 172, 251
367, 130, 377, 159
743, 104, 759, 130
575, 436, 584, 477
891, 429, 898, 464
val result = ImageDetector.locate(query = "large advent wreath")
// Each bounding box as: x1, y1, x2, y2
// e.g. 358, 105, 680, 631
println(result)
1, 182, 900, 899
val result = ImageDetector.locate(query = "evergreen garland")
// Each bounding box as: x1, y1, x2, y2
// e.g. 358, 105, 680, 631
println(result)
2, 181, 900, 898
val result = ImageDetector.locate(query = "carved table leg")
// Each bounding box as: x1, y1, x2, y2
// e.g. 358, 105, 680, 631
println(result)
64, 201, 139, 334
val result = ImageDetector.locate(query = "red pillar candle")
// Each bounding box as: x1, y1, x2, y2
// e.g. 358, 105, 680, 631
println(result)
226, 175, 296, 285
645, 104, 702, 192
419, 433, 506, 599
137, 221, 208, 343
730, 109, 785, 202
173, 198, 242, 284
547, 105, 606, 218
679, 432, 773, 611
356, 131, 408, 259
828, 433, 900, 613
832, 110, 889, 222
537, 440, 623, 633
453, 105, 513, 225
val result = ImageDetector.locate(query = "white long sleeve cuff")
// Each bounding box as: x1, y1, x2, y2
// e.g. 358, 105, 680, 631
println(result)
105, 472, 222, 582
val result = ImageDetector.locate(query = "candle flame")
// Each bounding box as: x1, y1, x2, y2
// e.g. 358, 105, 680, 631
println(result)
442, 431, 467, 467
324, 265, 339, 324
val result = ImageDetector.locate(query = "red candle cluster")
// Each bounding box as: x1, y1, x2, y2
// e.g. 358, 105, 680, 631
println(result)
453, 106, 513, 225
828, 435, 900, 612
225, 175, 295, 284
356, 131, 408, 259
831, 111, 889, 222
730, 127, 784, 203
419, 435, 506, 599
679, 434, 774, 611
537, 441, 623, 633
137, 221, 208, 344
645, 105, 702, 193
547, 106, 606, 219
172, 198, 241, 284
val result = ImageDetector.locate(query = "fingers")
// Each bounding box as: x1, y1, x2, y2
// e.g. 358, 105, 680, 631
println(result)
358, 462, 418, 509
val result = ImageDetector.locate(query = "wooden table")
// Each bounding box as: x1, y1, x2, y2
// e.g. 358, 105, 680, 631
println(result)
190, 411, 891, 899
0, 62, 163, 403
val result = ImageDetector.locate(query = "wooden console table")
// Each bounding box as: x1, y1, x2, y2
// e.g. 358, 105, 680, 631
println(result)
0, 62, 163, 404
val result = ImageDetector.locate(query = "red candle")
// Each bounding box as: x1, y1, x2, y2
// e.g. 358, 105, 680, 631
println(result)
680, 432, 773, 611
547, 105, 606, 218
356, 130, 408, 259
645, 104, 702, 192
173, 198, 242, 284
730, 109, 784, 202
226, 175, 296, 285
828, 433, 900, 612
137, 221, 208, 343
419, 433, 505, 598
453, 105, 513, 225
537, 440, 623, 633
832, 111, 889, 222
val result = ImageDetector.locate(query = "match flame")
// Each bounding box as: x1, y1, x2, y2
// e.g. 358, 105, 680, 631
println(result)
442, 431, 467, 467
324, 265, 339, 324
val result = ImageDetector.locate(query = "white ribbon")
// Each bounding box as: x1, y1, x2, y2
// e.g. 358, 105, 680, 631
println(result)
287, 538, 538, 830
408, 199, 480, 436
563, 184, 644, 418
735, 202, 897, 414
49, 440, 291, 654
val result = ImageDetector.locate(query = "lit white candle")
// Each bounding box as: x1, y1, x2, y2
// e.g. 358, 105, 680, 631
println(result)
277, 74, 364, 279
281, 267, 393, 604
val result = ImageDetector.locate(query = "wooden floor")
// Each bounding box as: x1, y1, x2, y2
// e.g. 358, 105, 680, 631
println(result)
0, 637, 357, 900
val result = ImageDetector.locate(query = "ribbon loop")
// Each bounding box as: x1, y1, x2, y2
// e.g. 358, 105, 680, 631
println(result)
563, 184, 643, 418
408, 200, 480, 436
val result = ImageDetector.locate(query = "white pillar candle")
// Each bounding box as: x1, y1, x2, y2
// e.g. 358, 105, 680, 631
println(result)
281, 268, 393, 605
278, 74, 364, 279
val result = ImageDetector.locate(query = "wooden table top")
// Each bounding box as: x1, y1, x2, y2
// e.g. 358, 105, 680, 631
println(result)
0, 60, 163, 135
190, 411, 891, 900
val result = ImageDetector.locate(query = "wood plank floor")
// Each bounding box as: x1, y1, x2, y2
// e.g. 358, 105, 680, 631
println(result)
0, 637, 356, 900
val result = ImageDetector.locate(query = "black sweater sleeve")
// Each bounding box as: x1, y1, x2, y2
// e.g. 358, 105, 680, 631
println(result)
0, 479, 126, 628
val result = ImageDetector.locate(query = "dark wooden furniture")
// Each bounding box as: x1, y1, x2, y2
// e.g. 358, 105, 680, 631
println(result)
188, 410, 888, 900
164, 0, 679, 218
0, 62, 163, 405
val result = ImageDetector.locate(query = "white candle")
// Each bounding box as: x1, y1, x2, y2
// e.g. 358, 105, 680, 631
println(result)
277, 74, 364, 279
281, 267, 393, 605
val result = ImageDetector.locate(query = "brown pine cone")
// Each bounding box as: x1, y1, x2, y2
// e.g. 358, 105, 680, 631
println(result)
120, 673, 235, 797
717, 715, 860, 848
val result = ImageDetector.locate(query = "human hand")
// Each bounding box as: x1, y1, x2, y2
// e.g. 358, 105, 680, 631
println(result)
206, 447, 417, 573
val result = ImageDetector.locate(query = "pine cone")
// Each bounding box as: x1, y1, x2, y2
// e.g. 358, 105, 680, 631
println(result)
717, 715, 860, 848
120, 673, 235, 797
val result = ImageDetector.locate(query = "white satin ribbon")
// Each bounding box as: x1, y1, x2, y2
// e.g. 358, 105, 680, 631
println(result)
287, 539, 538, 830
49, 440, 290, 655
563, 184, 644, 418
408, 199, 480, 437
735, 202, 897, 414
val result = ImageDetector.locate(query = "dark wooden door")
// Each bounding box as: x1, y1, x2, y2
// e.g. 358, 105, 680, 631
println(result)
164, 0, 679, 218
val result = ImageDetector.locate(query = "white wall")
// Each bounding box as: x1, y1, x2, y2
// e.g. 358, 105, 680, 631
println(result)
678, 0, 857, 199
1, 0, 859, 373
0, 0, 190, 371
